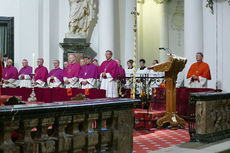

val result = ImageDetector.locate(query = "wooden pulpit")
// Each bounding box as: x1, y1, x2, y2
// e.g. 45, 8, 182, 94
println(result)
149, 55, 187, 129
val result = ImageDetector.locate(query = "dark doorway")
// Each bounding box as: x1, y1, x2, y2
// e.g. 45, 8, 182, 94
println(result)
0, 17, 14, 62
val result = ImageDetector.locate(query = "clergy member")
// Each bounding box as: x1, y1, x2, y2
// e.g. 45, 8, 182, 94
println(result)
18, 59, 33, 88
125, 59, 134, 89
79, 56, 98, 89
115, 59, 126, 85
186, 52, 211, 88
2, 59, 18, 88
64, 61, 69, 69
47, 60, 64, 88
92, 58, 100, 88
34, 58, 48, 87
63, 54, 81, 88
99, 50, 119, 98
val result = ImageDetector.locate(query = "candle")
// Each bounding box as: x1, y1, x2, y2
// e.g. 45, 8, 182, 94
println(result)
32, 53, 35, 74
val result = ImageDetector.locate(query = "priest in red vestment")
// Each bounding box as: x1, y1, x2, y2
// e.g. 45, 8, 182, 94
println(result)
186, 52, 211, 88
99, 50, 119, 98
34, 58, 48, 88
2, 59, 18, 88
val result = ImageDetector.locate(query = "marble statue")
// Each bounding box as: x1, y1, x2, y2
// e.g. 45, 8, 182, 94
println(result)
67, 0, 96, 38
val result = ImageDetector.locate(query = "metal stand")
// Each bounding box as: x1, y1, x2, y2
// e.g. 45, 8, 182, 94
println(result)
28, 74, 37, 102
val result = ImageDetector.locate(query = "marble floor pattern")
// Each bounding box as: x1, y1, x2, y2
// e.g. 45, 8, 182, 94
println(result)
133, 127, 190, 153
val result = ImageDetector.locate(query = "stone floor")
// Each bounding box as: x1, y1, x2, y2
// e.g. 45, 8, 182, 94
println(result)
148, 138, 230, 153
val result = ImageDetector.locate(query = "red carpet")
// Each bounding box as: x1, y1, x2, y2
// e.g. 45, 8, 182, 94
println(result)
133, 127, 190, 153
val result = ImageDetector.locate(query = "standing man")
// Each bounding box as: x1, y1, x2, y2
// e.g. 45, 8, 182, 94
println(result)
18, 59, 33, 88
115, 59, 126, 85
99, 50, 119, 98
79, 56, 98, 89
2, 54, 8, 68
63, 61, 69, 69
47, 60, 64, 88
2, 59, 18, 88
34, 58, 48, 88
187, 52, 211, 88
64, 54, 81, 88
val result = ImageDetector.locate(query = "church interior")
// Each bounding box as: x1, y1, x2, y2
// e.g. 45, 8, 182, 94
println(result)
1, 0, 230, 153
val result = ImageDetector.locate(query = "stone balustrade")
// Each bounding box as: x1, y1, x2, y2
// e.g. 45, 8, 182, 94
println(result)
0, 98, 139, 153
188, 92, 230, 143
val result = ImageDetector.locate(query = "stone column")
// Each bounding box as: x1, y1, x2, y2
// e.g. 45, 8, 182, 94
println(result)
98, 0, 115, 63
160, 3, 169, 63
184, 0, 203, 86
124, 0, 136, 68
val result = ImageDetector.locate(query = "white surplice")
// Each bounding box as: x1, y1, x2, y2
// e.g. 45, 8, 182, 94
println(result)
34, 79, 46, 88
100, 73, 118, 98
79, 78, 96, 89
2, 79, 17, 88
188, 76, 208, 88
63, 77, 80, 88
47, 77, 62, 88
18, 74, 32, 88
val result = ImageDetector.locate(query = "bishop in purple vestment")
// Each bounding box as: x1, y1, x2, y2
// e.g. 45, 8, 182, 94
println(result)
64, 54, 81, 88
79, 56, 98, 89
115, 59, 126, 84
18, 59, 33, 88
98, 50, 119, 97
2, 59, 18, 88
47, 60, 64, 88
34, 58, 48, 87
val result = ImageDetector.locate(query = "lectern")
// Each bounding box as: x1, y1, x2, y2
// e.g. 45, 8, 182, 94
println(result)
149, 55, 187, 129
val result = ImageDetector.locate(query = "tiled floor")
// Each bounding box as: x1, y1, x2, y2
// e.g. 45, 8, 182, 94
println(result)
133, 127, 190, 153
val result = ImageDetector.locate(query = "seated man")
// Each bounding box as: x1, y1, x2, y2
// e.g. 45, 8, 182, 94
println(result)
2, 59, 18, 88
64, 54, 81, 88
79, 56, 98, 89
187, 52, 211, 88
47, 60, 64, 88
18, 59, 33, 88
34, 58, 48, 88
99, 50, 119, 98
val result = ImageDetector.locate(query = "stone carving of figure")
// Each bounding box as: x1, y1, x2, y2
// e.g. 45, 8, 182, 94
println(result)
67, 0, 96, 38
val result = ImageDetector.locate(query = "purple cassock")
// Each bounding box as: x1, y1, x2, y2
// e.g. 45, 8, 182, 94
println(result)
118, 66, 126, 84
3, 66, 18, 80
64, 62, 81, 78
47, 68, 64, 82
98, 59, 119, 80
35, 66, 48, 82
78, 63, 98, 79
18, 66, 33, 79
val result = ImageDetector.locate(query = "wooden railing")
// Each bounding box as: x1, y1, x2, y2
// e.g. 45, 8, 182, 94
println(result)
0, 98, 139, 153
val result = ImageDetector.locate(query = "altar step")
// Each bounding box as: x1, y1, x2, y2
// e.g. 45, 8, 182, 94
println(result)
133, 108, 166, 130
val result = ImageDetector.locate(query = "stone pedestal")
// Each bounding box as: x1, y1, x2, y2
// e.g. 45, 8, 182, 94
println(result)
59, 38, 97, 62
